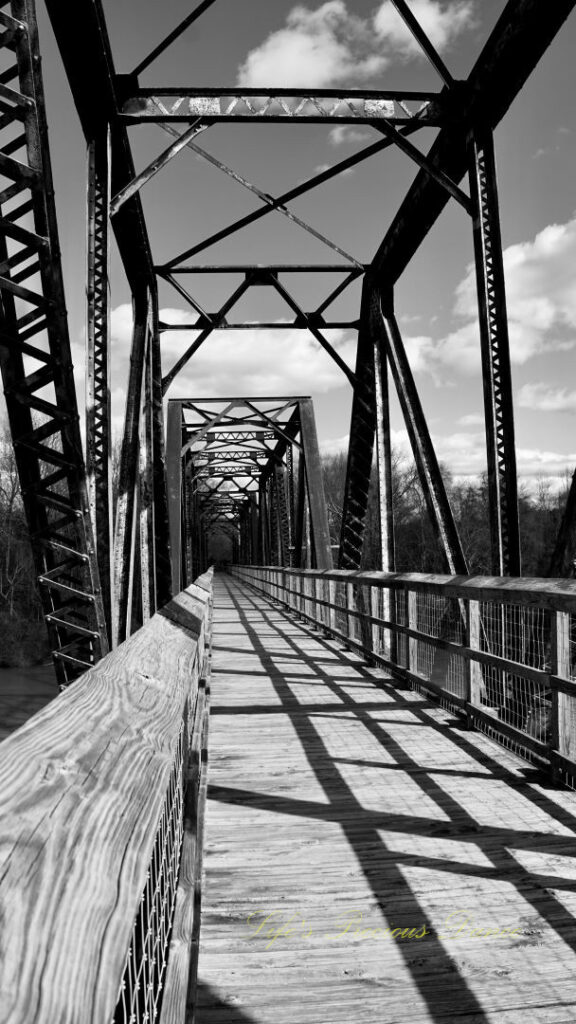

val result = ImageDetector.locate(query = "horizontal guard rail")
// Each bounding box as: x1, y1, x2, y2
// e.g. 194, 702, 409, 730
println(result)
0, 567, 214, 1024
230, 565, 576, 789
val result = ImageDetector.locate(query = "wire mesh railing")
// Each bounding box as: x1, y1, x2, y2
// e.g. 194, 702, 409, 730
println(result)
229, 565, 576, 789
0, 568, 213, 1024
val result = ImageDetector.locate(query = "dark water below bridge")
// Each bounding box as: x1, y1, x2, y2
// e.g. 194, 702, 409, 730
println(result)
0, 663, 58, 743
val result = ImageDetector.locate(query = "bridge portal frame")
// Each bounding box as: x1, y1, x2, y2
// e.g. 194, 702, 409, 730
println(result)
0, 0, 573, 679
166, 397, 333, 594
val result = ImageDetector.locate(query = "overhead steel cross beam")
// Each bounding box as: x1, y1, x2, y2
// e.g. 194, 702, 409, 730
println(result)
160, 270, 357, 391
120, 88, 444, 125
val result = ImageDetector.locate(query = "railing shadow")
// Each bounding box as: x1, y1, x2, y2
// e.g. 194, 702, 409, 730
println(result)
200, 574, 576, 1022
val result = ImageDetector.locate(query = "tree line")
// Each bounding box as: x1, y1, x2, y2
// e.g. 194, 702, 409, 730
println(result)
321, 450, 569, 576
0, 419, 571, 666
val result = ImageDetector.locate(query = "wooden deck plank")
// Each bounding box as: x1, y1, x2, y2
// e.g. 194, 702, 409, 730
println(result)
196, 575, 576, 1024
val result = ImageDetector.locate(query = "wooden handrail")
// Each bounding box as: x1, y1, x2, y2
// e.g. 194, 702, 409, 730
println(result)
230, 565, 576, 786
238, 565, 576, 611
0, 568, 213, 1024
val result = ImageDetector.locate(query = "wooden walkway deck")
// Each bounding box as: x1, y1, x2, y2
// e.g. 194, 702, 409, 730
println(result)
195, 574, 576, 1024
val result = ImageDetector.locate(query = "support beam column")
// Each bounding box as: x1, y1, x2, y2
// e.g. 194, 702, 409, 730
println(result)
86, 125, 113, 636
299, 399, 333, 570
468, 127, 520, 575
373, 328, 395, 573
113, 287, 151, 644
166, 400, 183, 595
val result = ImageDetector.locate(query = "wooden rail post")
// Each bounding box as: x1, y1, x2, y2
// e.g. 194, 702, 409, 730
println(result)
550, 609, 574, 782
467, 599, 484, 727
346, 581, 354, 645
328, 578, 337, 634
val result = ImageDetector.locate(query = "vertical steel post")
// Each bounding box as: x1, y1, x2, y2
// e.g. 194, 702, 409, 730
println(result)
468, 126, 521, 576
166, 400, 183, 595
373, 325, 395, 574
286, 443, 295, 566
149, 284, 172, 606
293, 453, 305, 569
86, 124, 113, 637
250, 495, 259, 565
113, 286, 149, 644
373, 318, 395, 659
139, 323, 155, 621
338, 279, 377, 570
299, 398, 333, 569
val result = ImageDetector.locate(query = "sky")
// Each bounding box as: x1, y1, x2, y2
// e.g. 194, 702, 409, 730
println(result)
29, 0, 576, 491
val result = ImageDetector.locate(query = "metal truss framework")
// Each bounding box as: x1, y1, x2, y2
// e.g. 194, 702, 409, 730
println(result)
166, 398, 332, 589
2, 0, 572, 681
0, 0, 108, 685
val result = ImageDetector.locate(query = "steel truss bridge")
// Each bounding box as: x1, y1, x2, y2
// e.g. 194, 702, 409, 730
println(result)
2, 1, 576, 1022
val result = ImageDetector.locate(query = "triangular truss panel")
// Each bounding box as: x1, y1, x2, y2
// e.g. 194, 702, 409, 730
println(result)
0, 0, 573, 680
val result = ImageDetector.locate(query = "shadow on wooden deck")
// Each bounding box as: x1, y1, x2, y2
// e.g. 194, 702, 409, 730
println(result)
196, 573, 576, 1024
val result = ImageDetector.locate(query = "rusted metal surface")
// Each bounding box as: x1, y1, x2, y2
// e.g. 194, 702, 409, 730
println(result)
86, 125, 113, 637
0, 0, 108, 684
165, 398, 331, 574
121, 89, 443, 124
468, 128, 521, 576
11, 0, 576, 662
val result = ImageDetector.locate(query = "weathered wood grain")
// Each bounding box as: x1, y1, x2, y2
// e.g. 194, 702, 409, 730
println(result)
239, 565, 576, 612
196, 574, 576, 1024
0, 571, 213, 1024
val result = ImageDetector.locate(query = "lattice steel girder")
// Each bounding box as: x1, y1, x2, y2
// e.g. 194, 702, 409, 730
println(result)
373, 329, 395, 574
86, 123, 113, 636
468, 127, 520, 576
372, 0, 576, 285
167, 399, 184, 595
120, 89, 444, 125
0, 0, 108, 685
47, 0, 172, 622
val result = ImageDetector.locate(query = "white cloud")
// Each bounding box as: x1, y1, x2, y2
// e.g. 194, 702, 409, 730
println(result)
458, 413, 484, 426
237, 0, 474, 88
320, 433, 349, 455
518, 383, 576, 413
314, 422, 575, 490
110, 306, 355, 412
237, 2, 386, 88
329, 126, 373, 146
373, 0, 476, 56
409, 217, 576, 381
313, 161, 354, 177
